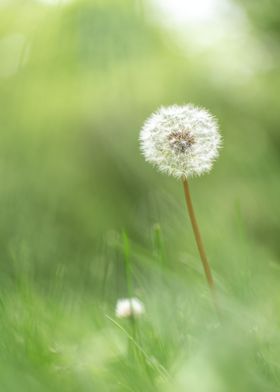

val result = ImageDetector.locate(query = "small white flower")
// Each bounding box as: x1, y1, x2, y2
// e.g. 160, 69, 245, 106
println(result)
115, 298, 145, 319
140, 104, 222, 178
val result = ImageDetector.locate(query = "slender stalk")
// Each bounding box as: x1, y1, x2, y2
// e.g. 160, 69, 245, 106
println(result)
122, 232, 132, 299
182, 178, 216, 301
122, 232, 137, 356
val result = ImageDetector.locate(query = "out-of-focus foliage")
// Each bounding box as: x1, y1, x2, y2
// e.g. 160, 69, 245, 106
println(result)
236, 0, 280, 40
0, 0, 279, 390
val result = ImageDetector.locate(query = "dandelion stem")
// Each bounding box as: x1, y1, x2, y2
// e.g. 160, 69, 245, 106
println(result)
182, 178, 217, 303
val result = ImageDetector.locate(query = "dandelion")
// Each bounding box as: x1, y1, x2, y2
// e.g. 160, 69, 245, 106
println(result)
140, 104, 221, 179
140, 104, 222, 307
115, 297, 145, 319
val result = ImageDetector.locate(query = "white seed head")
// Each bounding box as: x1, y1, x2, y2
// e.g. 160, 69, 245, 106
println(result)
139, 104, 222, 179
115, 298, 145, 319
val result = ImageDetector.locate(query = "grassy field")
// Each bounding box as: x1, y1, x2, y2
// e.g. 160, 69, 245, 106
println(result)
0, 0, 280, 390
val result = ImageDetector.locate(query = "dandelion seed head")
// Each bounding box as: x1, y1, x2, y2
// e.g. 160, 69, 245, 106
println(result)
115, 298, 145, 319
139, 104, 222, 178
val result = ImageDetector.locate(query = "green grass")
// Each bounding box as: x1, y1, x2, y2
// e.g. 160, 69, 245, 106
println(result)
1, 220, 280, 391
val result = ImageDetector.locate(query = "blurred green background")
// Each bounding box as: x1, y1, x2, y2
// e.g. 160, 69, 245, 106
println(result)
0, 0, 279, 390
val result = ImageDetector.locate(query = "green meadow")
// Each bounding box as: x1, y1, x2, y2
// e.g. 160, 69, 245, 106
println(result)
0, 0, 280, 390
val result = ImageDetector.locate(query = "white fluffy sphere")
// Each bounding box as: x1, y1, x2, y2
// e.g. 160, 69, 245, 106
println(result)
140, 104, 222, 178
115, 298, 145, 319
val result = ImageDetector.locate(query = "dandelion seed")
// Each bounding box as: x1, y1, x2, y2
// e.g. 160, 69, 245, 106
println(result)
140, 104, 221, 179
115, 298, 145, 319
